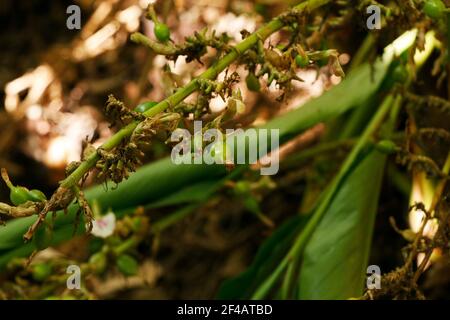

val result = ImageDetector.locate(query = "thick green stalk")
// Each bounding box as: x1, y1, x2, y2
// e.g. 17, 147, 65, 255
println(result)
349, 34, 375, 72
60, 0, 331, 189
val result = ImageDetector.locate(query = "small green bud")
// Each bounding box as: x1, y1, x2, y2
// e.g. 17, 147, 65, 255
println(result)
376, 140, 398, 154
116, 254, 139, 276
423, 0, 446, 19
1, 168, 45, 205
28, 189, 47, 202
234, 181, 251, 195
295, 54, 309, 68
245, 73, 261, 92
32, 263, 53, 282
10, 186, 31, 206
154, 23, 170, 42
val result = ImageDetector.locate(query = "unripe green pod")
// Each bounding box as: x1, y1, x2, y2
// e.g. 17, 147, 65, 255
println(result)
375, 140, 398, 154
28, 189, 47, 202
135, 101, 158, 113
10, 186, 32, 206
234, 181, 251, 195
116, 254, 139, 276
423, 0, 446, 19
1, 168, 46, 205
245, 73, 261, 92
154, 23, 170, 42
295, 54, 309, 68
32, 263, 53, 282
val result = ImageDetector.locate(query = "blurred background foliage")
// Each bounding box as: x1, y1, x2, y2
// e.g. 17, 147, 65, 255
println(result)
0, 0, 449, 299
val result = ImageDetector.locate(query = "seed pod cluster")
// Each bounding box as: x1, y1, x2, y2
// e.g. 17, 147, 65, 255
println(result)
96, 146, 140, 185
168, 29, 232, 63
105, 95, 144, 127
1, 168, 47, 206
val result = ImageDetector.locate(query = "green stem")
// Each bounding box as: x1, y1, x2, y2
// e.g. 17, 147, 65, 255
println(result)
59, 0, 331, 189
113, 235, 140, 256
1, 168, 14, 189
349, 34, 375, 72
280, 259, 296, 299
130, 33, 177, 55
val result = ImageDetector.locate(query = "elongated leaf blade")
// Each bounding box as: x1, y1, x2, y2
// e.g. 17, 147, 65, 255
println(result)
87, 158, 227, 211
298, 150, 386, 299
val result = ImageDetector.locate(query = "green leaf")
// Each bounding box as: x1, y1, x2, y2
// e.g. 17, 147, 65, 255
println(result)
0, 223, 83, 268
146, 180, 224, 209
116, 254, 139, 276
0, 164, 240, 269
0, 159, 225, 249
0, 205, 81, 252
87, 158, 227, 211
298, 150, 386, 299
217, 214, 309, 299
